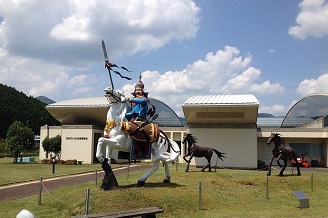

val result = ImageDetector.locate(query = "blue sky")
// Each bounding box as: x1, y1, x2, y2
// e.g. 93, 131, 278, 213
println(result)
1, 0, 328, 117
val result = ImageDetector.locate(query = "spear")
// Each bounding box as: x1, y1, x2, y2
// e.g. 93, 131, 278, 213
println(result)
102, 39, 114, 89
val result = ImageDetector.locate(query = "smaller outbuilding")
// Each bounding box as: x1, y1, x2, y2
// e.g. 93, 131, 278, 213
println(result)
182, 94, 259, 169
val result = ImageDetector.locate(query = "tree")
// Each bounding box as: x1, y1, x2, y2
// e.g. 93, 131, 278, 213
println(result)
0, 83, 60, 138
42, 136, 51, 158
42, 135, 61, 159
5, 121, 35, 163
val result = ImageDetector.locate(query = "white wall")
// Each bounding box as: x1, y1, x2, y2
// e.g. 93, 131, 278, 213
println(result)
60, 127, 93, 163
39, 125, 103, 164
187, 128, 258, 169
39, 125, 62, 160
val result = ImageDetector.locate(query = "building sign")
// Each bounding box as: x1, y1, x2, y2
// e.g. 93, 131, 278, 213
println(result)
66, 137, 88, 140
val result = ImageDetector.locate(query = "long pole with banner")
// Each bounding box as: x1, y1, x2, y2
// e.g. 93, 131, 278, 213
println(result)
102, 40, 114, 89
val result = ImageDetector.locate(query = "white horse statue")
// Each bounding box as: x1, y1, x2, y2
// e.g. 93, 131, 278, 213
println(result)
96, 88, 180, 187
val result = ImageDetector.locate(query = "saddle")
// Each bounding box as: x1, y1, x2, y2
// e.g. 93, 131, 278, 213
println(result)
120, 121, 160, 159
120, 121, 159, 142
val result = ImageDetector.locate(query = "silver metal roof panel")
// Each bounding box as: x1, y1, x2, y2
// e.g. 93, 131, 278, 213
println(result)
183, 94, 259, 106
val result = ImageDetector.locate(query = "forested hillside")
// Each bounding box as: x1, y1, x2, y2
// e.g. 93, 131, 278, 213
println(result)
0, 83, 60, 138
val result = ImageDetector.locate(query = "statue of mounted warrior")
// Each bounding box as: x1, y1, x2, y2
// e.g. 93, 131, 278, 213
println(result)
96, 40, 180, 190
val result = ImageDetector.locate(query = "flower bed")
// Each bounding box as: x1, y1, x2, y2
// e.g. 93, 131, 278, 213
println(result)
65, 159, 77, 165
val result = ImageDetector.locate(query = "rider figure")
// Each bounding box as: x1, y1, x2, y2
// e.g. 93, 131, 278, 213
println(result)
125, 76, 149, 156
125, 75, 148, 122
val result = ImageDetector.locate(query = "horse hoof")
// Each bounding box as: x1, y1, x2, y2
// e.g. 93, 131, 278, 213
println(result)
163, 177, 170, 183
185, 169, 189, 172
279, 173, 284, 176
267, 173, 271, 176
135, 180, 145, 187
298, 173, 301, 176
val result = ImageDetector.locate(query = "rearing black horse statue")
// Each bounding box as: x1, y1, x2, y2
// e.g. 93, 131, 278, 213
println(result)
182, 133, 226, 172
267, 132, 301, 176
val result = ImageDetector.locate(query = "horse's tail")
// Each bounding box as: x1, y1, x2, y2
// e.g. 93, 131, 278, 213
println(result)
212, 148, 226, 161
155, 129, 180, 163
160, 129, 179, 153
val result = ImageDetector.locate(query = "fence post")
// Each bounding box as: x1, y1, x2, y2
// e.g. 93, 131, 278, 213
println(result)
85, 188, 90, 216
38, 177, 42, 205
311, 173, 313, 191
215, 156, 219, 172
95, 169, 98, 187
198, 180, 202, 210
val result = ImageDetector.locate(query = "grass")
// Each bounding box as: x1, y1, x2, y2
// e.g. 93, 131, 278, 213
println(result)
0, 157, 111, 185
1, 158, 328, 218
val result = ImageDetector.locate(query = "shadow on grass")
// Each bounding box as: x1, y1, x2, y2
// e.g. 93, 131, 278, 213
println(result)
110, 182, 185, 190
271, 173, 302, 177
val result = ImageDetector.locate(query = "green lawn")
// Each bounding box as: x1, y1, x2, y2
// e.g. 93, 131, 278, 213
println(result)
1, 158, 328, 218
0, 157, 114, 185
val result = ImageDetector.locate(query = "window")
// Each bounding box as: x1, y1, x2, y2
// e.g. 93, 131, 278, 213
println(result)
290, 143, 323, 157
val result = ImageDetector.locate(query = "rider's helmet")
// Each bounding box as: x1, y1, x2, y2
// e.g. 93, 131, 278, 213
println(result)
132, 75, 148, 98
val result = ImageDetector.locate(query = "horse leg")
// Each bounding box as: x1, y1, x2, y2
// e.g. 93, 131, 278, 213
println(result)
96, 137, 108, 163
279, 159, 288, 176
136, 160, 160, 187
201, 162, 210, 172
206, 153, 213, 172
96, 137, 120, 163
185, 155, 194, 172
293, 156, 301, 176
202, 156, 211, 172
105, 145, 113, 165
276, 159, 283, 168
183, 153, 190, 163
267, 156, 274, 176
163, 161, 171, 183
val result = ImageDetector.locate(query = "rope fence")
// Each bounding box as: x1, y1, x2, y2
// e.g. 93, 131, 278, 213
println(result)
35, 164, 316, 215
38, 177, 93, 215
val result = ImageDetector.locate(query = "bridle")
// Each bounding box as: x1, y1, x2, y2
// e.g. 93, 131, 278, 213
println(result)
104, 87, 127, 103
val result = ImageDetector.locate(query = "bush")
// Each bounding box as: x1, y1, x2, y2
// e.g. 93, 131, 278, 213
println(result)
257, 160, 266, 169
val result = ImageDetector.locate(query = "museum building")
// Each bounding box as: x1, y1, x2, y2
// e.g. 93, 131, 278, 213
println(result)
39, 93, 328, 169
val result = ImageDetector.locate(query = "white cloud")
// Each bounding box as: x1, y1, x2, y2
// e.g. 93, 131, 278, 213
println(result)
0, 1, 300, 118
259, 100, 298, 116
224, 71, 285, 94
297, 73, 328, 95
259, 104, 287, 115
289, 0, 328, 39
0, 0, 200, 102
50, 16, 91, 41
29, 72, 69, 97
123, 46, 285, 117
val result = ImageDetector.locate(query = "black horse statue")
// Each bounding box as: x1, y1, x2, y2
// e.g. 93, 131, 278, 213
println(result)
182, 133, 226, 172
267, 132, 301, 176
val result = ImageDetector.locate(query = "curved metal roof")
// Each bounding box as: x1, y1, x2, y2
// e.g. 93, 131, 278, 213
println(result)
281, 93, 328, 128
48, 97, 108, 107
182, 94, 259, 124
46, 97, 184, 127
184, 94, 259, 105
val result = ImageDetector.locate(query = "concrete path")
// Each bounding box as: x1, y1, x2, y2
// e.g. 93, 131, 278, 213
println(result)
0, 164, 150, 202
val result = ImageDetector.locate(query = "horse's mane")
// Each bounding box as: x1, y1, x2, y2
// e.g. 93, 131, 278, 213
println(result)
187, 133, 197, 144
275, 133, 285, 145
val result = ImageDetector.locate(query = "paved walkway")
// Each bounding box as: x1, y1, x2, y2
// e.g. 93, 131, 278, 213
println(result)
0, 164, 151, 202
